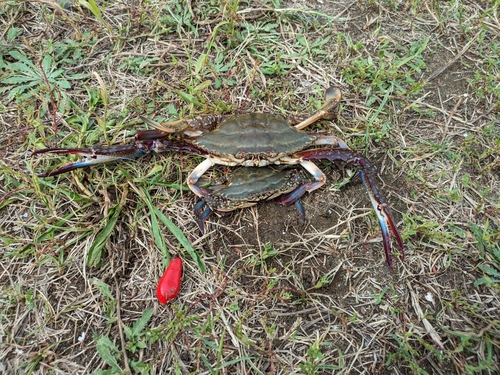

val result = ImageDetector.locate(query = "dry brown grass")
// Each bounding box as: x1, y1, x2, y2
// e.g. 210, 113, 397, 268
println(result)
1, 0, 499, 374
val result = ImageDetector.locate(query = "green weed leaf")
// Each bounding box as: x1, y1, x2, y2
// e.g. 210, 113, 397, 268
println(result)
9, 50, 33, 65
194, 53, 208, 74
2, 75, 37, 84
173, 89, 202, 106
92, 279, 115, 299
1, 49, 78, 102
95, 336, 122, 372
87, 205, 121, 267
79, 0, 105, 24
137, 187, 205, 272
130, 309, 153, 338
153, 206, 206, 273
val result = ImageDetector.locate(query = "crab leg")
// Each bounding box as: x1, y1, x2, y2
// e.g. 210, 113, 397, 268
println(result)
357, 165, 405, 269
193, 199, 214, 234
140, 114, 230, 136
313, 135, 349, 149
32, 135, 207, 177
31, 145, 149, 177
296, 148, 404, 268
186, 158, 216, 198
294, 87, 343, 130
273, 159, 327, 203
193, 198, 241, 234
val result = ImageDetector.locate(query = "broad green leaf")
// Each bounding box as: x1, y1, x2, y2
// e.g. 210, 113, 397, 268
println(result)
6, 62, 39, 76
136, 341, 147, 349
55, 79, 71, 89
7, 27, 22, 41
79, 0, 105, 24
123, 326, 132, 338
42, 55, 52, 75
9, 50, 33, 66
136, 187, 205, 272
50, 68, 66, 79
311, 36, 331, 48
131, 187, 169, 263
130, 361, 149, 373
296, 35, 307, 47
1, 76, 37, 84
394, 38, 429, 69
480, 264, 500, 277
149, 203, 169, 265
4, 82, 40, 99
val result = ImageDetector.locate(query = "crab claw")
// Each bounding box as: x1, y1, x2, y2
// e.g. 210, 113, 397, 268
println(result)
299, 148, 404, 268
274, 185, 309, 221
32, 145, 148, 177
193, 196, 236, 235
356, 166, 404, 269
193, 198, 212, 234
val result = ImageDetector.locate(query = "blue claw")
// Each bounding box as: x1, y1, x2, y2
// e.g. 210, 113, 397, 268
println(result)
32, 146, 149, 177
197, 207, 212, 234
193, 198, 207, 215
193, 198, 212, 234
295, 200, 306, 221
275, 184, 309, 220
358, 169, 404, 269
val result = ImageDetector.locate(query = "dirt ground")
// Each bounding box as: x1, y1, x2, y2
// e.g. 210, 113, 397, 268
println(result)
1, 0, 499, 374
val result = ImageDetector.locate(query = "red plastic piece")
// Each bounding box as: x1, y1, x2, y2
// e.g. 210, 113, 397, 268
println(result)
156, 256, 183, 304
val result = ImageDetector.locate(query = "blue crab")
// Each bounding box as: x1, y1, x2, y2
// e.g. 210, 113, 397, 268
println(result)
193, 166, 310, 231
32, 88, 404, 268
